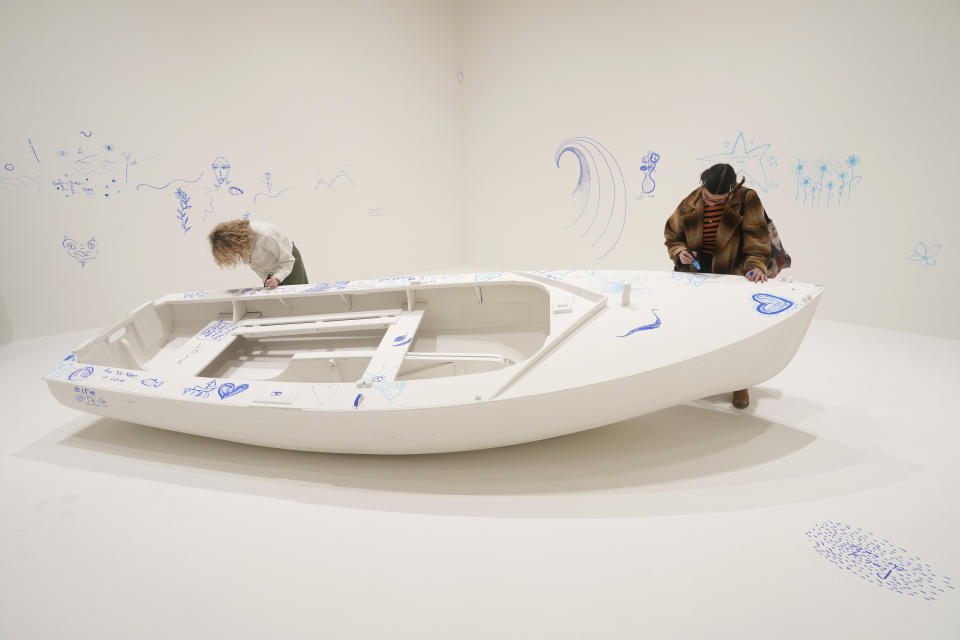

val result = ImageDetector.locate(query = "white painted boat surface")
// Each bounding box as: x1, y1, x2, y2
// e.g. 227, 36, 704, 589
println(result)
43, 270, 823, 454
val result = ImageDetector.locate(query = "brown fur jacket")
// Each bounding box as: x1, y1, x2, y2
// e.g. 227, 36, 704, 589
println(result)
664, 183, 771, 275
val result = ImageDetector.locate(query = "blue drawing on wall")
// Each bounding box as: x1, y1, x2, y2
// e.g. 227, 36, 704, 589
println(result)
29, 139, 39, 163
312, 383, 340, 405
183, 290, 210, 299
141, 378, 165, 388
204, 156, 246, 219
908, 242, 941, 270
393, 334, 412, 347
53, 175, 95, 197
197, 320, 238, 342
314, 165, 357, 190
3, 163, 13, 171
137, 172, 204, 192
806, 521, 954, 600
354, 393, 364, 408
753, 293, 794, 315
217, 382, 249, 400
68, 366, 95, 381
63, 236, 98, 267
74, 386, 107, 407
555, 137, 628, 260
183, 380, 218, 399
794, 155, 862, 207
212, 156, 231, 187
617, 309, 661, 337
75, 147, 99, 165
635, 151, 660, 199
80, 130, 93, 138
253, 186, 292, 204
175, 188, 192, 233
0, 174, 36, 197
699, 132, 777, 193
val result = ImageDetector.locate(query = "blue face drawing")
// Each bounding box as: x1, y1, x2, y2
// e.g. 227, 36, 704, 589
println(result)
63, 236, 98, 266
211, 156, 231, 186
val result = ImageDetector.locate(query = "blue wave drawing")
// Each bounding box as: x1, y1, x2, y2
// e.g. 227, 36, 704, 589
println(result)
253, 186, 293, 204
137, 172, 204, 191
554, 137, 627, 260
617, 309, 661, 337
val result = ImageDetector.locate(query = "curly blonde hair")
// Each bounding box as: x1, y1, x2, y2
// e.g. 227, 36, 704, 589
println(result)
209, 219, 254, 267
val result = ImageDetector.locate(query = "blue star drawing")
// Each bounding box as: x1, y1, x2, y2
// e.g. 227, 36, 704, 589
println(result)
698, 132, 772, 193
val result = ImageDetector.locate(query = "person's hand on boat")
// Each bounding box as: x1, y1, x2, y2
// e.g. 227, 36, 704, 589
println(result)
745, 268, 767, 283
678, 249, 697, 265
264, 277, 280, 289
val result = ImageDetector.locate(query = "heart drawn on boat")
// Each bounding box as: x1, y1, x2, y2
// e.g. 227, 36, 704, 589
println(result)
752, 293, 794, 315
312, 383, 340, 405
217, 382, 249, 400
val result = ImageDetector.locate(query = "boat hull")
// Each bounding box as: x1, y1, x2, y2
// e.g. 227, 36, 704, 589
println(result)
45, 278, 820, 454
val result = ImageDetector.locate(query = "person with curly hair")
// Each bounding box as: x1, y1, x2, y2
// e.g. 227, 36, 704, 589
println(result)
208, 219, 308, 288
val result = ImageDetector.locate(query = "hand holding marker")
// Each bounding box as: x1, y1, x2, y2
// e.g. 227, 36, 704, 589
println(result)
679, 249, 701, 271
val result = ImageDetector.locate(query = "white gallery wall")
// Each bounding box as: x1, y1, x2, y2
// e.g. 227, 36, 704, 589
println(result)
2, 0, 959, 342
0, 0, 462, 341
460, 0, 960, 339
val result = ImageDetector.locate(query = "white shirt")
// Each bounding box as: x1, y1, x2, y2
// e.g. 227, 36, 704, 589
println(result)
246, 221, 296, 283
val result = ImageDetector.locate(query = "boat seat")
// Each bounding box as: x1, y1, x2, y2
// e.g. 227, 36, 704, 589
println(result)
233, 308, 405, 339
237, 308, 403, 327
156, 319, 242, 376
234, 317, 398, 339
361, 306, 425, 383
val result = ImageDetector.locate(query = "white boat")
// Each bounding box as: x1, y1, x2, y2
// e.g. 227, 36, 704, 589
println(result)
43, 270, 823, 454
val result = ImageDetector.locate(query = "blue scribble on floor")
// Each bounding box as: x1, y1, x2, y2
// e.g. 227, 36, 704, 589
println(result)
806, 520, 954, 600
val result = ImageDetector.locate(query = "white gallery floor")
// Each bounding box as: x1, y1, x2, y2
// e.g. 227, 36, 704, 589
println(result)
1, 317, 958, 639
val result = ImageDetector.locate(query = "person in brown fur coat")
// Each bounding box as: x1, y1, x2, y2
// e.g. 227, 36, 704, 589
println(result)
663, 163, 771, 409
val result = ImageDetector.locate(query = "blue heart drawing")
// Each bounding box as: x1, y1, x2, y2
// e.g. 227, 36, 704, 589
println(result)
753, 293, 794, 315
217, 382, 249, 399
312, 383, 339, 405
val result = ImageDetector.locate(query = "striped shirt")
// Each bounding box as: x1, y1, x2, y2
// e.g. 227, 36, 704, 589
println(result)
701, 203, 724, 255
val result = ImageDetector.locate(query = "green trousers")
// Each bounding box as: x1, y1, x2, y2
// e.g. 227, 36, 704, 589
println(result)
279, 244, 308, 286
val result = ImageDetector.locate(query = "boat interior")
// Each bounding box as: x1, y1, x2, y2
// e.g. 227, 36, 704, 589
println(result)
73, 283, 551, 384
